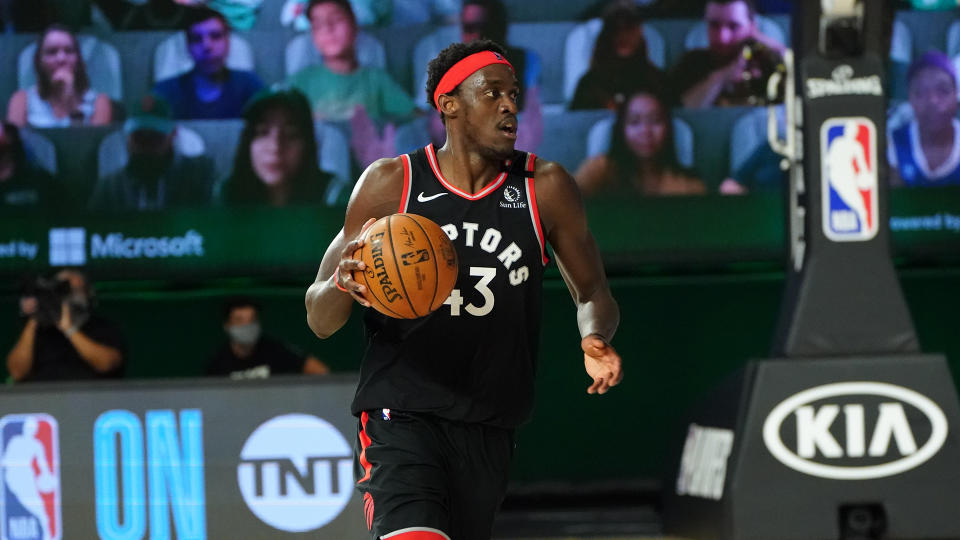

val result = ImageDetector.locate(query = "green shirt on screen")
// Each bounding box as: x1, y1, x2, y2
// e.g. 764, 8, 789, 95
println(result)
909, 0, 957, 8
288, 64, 416, 123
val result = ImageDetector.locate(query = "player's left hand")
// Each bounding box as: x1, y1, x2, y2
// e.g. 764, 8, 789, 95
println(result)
582, 334, 622, 395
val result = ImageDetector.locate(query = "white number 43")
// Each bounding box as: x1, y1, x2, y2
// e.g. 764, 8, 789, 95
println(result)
444, 266, 495, 317
443, 265, 529, 316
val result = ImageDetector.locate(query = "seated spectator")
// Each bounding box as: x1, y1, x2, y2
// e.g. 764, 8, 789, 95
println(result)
570, 1, 663, 111
153, 6, 264, 119
889, 51, 960, 187
89, 95, 216, 211
6, 25, 112, 128
0, 122, 58, 209
669, 0, 784, 108
7, 269, 125, 382
287, 0, 416, 122
217, 87, 343, 206
207, 297, 330, 379
574, 89, 706, 197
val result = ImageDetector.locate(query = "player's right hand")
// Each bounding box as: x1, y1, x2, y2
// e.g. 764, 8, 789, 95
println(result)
334, 218, 377, 307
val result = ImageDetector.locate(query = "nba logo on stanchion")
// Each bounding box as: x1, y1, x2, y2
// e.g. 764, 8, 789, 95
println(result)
821, 117, 879, 242
0, 414, 61, 540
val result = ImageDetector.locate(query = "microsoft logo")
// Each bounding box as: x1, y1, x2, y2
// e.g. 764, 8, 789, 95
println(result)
49, 228, 86, 266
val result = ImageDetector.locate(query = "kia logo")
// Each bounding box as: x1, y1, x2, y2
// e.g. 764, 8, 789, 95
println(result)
763, 382, 948, 480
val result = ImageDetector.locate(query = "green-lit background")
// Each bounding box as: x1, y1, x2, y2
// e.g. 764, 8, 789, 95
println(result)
2, 190, 959, 487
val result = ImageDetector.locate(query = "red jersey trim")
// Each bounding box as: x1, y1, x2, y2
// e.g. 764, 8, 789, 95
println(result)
524, 154, 549, 266
399, 154, 412, 212
424, 144, 507, 200
381, 527, 452, 540
357, 411, 373, 484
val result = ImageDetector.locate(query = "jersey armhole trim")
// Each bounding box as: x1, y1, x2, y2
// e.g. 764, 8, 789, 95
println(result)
525, 153, 549, 266
399, 154, 412, 213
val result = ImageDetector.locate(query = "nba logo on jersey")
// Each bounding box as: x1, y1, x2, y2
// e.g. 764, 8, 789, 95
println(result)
820, 117, 879, 242
0, 414, 61, 540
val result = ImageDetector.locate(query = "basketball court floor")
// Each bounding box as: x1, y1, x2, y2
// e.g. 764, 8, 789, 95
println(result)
492, 497, 671, 539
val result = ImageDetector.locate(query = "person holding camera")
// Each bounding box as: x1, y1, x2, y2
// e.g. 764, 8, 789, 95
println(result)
669, 0, 785, 108
6, 269, 126, 382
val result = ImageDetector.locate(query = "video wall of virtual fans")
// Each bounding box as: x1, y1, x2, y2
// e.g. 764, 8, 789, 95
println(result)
1, 0, 958, 282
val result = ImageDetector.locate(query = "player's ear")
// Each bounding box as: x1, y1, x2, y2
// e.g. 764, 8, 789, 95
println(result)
437, 93, 459, 119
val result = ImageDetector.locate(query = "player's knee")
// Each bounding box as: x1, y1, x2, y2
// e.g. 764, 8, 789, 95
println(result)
380, 527, 451, 540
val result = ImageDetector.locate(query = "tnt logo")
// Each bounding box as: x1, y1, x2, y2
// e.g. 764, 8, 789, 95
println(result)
821, 118, 879, 242
237, 414, 353, 532
0, 414, 61, 540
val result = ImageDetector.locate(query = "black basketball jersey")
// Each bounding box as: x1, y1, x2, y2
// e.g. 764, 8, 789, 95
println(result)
351, 144, 549, 428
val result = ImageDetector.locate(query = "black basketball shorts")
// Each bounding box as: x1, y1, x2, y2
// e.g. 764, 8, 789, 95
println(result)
354, 409, 514, 540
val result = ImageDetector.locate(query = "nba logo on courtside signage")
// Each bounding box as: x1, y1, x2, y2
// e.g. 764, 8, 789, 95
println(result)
0, 414, 61, 540
821, 117, 879, 242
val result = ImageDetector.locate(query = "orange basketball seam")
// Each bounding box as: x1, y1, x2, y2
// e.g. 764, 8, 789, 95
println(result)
404, 214, 440, 314
387, 215, 420, 318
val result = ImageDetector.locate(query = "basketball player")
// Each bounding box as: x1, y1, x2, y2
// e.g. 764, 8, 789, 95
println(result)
305, 40, 622, 540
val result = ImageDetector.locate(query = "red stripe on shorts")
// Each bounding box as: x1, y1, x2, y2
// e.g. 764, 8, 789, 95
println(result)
363, 492, 375, 530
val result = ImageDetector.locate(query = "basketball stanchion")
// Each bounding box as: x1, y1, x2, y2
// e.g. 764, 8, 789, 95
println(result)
662, 1, 960, 539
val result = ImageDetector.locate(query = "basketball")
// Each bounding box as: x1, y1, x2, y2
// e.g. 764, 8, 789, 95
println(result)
352, 213, 459, 319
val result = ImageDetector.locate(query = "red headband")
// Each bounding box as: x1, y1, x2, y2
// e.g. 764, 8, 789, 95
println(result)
433, 51, 514, 111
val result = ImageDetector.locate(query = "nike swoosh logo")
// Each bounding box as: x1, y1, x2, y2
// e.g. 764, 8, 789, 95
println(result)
417, 192, 448, 202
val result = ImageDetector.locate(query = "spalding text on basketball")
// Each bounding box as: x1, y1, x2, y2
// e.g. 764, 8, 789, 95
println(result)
367, 232, 403, 303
